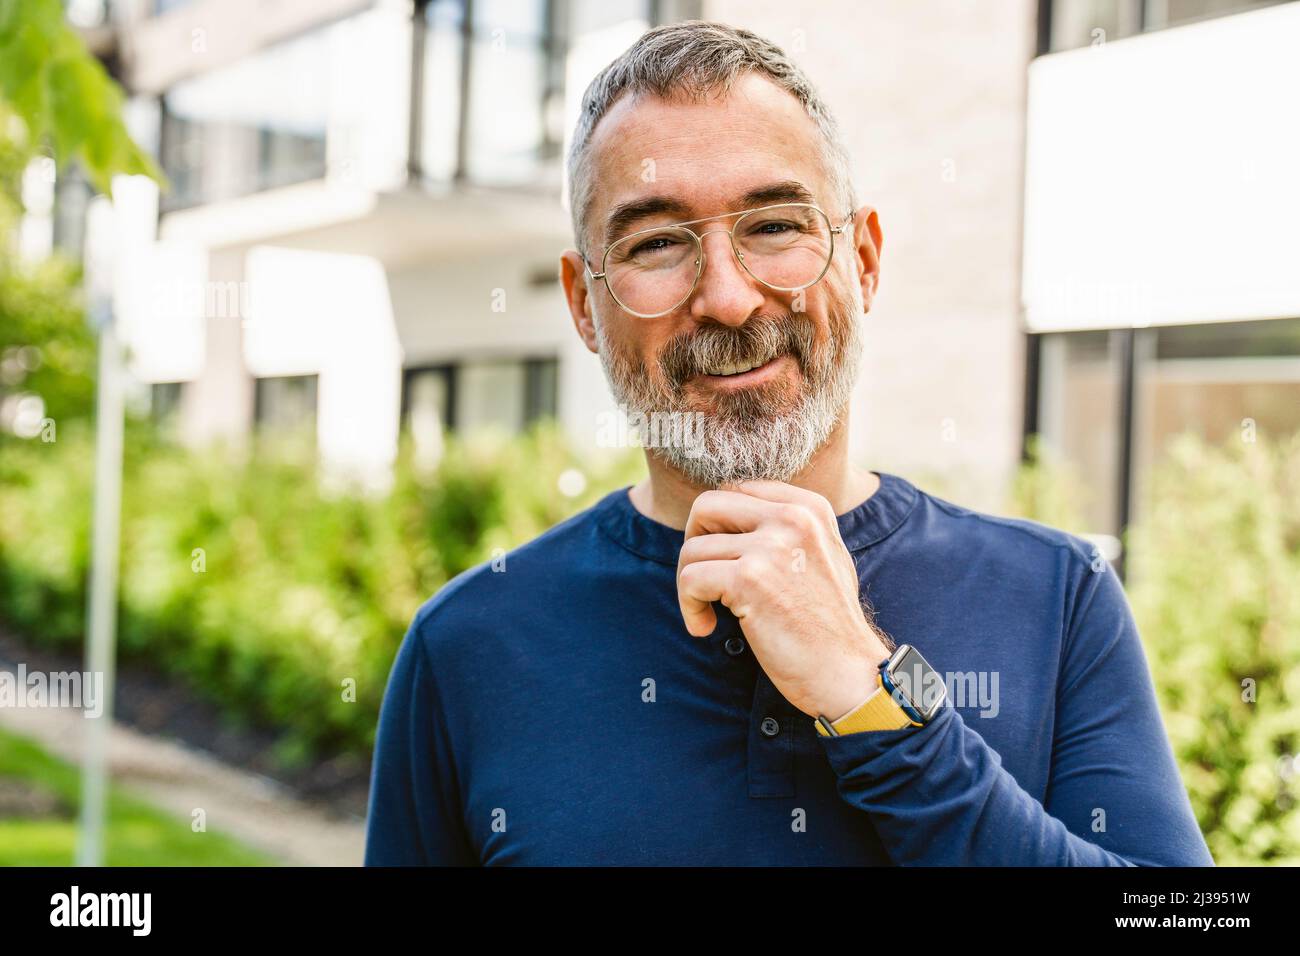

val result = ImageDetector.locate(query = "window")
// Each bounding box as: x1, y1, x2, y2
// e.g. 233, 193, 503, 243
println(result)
159, 26, 335, 209
1148, 0, 1291, 29
1044, 0, 1142, 51
150, 381, 185, 429
1035, 330, 1128, 539
402, 356, 557, 435
1131, 318, 1300, 525
1030, 317, 1300, 574
1039, 0, 1290, 53
524, 356, 557, 423
419, 0, 466, 182
402, 364, 456, 457
463, 0, 552, 185
254, 375, 318, 432
418, 0, 664, 186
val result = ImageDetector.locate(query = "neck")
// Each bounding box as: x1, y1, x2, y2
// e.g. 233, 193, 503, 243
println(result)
626, 412, 879, 530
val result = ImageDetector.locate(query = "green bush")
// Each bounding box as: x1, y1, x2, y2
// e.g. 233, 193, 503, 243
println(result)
1123, 432, 1300, 865
1011, 430, 1300, 865
5, 418, 1296, 862
0, 420, 643, 762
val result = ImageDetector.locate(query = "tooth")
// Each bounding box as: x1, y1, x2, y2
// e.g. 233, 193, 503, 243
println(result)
703, 358, 768, 376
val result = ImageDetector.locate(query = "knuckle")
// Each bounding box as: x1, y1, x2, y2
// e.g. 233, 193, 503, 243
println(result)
697, 489, 725, 508
784, 504, 817, 536
736, 555, 770, 590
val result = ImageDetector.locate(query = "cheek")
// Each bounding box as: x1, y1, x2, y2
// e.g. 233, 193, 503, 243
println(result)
815, 265, 860, 326
817, 257, 856, 308
603, 317, 668, 375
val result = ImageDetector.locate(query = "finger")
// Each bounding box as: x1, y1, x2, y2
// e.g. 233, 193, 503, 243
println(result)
677, 559, 737, 637
723, 478, 831, 513
677, 531, 756, 570
683, 489, 778, 541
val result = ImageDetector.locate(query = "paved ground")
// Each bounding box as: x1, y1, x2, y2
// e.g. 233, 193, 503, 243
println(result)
0, 667, 367, 866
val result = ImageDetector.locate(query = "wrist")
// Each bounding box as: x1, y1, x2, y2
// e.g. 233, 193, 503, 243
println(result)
820, 647, 891, 722
824, 677, 882, 723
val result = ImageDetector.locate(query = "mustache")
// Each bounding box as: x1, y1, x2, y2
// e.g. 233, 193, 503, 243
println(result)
657, 313, 818, 388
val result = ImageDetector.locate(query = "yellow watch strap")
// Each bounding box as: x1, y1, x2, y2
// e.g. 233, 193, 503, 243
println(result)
815, 674, 917, 736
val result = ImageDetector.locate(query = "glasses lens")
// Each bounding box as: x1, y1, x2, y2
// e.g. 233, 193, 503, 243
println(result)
734, 205, 833, 291
604, 226, 699, 317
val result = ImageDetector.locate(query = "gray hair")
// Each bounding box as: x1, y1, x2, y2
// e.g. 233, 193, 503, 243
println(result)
566, 20, 858, 258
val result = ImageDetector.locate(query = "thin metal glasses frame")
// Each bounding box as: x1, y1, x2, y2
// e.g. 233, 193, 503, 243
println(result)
584, 202, 855, 319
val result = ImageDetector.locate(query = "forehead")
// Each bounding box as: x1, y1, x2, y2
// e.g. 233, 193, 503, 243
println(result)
584, 72, 835, 239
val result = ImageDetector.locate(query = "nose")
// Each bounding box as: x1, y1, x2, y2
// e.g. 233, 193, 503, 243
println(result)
688, 228, 766, 326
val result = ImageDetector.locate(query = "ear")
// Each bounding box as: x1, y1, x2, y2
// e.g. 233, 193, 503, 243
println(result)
850, 205, 883, 310
560, 249, 599, 354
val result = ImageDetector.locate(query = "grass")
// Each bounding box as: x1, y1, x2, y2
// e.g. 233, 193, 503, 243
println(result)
0, 728, 273, 866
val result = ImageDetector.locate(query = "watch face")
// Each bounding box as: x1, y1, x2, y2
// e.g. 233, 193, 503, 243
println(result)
883, 645, 947, 722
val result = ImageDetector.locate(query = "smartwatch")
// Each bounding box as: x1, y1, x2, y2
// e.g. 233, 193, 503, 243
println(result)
815, 644, 947, 737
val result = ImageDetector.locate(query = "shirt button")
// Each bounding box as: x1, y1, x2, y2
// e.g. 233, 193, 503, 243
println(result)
724, 636, 746, 656
760, 716, 781, 738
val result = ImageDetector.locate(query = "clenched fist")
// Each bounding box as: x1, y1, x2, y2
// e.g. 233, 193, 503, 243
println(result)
676, 479, 893, 722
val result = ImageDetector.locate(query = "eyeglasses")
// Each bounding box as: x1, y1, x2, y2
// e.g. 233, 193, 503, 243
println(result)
584, 202, 854, 319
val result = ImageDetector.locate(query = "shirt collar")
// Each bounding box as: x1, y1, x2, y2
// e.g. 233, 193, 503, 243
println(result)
594, 471, 919, 567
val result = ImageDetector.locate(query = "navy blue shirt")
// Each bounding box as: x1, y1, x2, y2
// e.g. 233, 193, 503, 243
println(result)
364, 472, 1214, 866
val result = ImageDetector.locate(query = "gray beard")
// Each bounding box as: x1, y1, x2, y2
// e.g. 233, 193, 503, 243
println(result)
594, 294, 864, 487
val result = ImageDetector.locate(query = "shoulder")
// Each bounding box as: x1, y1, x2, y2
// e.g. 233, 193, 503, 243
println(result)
911, 482, 1104, 573
405, 492, 617, 659
894, 480, 1130, 662
896, 481, 1114, 624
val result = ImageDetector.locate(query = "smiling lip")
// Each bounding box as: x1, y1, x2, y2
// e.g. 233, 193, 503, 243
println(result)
693, 353, 795, 387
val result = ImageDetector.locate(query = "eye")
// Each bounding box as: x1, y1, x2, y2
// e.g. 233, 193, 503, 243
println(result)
629, 235, 681, 256
749, 219, 799, 235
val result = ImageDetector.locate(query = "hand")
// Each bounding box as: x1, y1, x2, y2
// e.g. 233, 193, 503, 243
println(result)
676, 479, 893, 721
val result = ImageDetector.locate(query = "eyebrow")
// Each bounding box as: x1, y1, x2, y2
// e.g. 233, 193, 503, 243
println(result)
602, 180, 818, 247
603, 196, 692, 249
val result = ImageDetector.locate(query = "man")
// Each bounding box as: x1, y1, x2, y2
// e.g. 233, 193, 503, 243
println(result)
364, 20, 1213, 866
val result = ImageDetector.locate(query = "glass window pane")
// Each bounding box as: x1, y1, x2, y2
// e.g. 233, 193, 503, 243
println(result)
162, 27, 333, 209
1147, 0, 1289, 30
150, 381, 184, 428
255, 374, 319, 431
524, 357, 557, 423
421, 0, 466, 182
405, 366, 454, 431
570, 0, 651, 35
464, 0, 548, 185
1036, 330, 1126, 536
456, 360, 526, 433
1046, 0, 1288, 51
1049, 0, 1141, 51
1132, 317, 1300, 525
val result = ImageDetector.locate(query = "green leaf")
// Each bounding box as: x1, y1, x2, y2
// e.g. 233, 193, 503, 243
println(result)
0, 0, 162, 196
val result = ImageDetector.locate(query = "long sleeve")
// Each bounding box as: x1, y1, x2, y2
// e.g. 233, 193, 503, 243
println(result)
818, 559, 1215, 866
364, 615, 478, 866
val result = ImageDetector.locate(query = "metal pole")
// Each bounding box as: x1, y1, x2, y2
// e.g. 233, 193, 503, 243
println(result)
76, 305, 123, 867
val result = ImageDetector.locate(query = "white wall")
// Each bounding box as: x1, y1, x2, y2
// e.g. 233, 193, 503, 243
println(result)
1023, 2, 1300, 332
245, 246, 403, 484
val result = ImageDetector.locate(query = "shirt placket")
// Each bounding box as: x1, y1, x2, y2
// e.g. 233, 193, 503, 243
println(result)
747, 666, 798, 798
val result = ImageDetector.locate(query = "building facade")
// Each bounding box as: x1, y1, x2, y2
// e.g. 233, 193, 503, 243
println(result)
36, 0, 1300, 559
